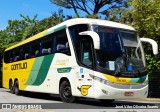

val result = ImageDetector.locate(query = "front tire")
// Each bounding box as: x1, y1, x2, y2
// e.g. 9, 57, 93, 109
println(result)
60, 81, 75, 103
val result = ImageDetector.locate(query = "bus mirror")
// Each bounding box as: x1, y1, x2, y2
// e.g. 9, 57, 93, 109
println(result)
79, 31, 100, 49
140, 38, 158, 55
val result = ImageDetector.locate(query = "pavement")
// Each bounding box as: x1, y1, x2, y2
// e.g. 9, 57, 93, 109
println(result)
126, 98, 160, 102
0, 87, 160, 103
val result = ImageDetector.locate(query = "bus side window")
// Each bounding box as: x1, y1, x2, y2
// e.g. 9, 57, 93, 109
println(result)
31, 41, 40, 58
19, 48, 24, 60
41, 34, 53, 56
13, 49, 20, 62
80, 38, 94, 68
9, 52, 13, 62
69, 24, 89, 61
4, 51, 10, 63
55, 29, 71, 55
24, 46, 30, 59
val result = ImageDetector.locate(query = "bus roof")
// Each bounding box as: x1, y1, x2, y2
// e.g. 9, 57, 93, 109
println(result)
65, 18, 135, 30
5, 18, 135, 51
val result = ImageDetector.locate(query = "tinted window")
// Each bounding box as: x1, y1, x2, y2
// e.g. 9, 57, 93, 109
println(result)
69, 24, 89, 61
30, 41, 40, 58
4, 52, 9, 63
80, 38, 94, 68
23, 46, 30, 59
69, 24, 89, 47
4, 29, 69, 63
55, 29, 70, 55
42, 34, 54, 56
13, 49, 20, 62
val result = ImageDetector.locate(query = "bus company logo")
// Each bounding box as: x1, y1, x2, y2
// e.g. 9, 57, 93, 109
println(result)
77, 85, 91, 96
11, 62, 27, 70
116, 78, 126, 83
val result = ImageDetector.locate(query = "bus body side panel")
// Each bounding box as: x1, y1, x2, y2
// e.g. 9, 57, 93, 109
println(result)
2, 59, 35, 90
24, 53, 77, 94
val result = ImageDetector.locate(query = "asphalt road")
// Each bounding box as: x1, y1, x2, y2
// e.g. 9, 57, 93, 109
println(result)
0, 88, 160, 111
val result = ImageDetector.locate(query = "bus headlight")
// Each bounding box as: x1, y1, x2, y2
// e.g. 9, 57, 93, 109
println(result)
90, 74, 114, 86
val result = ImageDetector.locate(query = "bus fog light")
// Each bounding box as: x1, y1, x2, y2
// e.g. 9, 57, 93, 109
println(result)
102, 89, 108, 95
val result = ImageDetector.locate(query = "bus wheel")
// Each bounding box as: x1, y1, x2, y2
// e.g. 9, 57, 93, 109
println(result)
14, 81, 20, 95
60, 81, 75, 103
9, 80, 14, 93
99, 99, 114, 104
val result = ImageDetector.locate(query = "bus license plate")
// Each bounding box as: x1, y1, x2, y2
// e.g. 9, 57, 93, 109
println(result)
124, 92, 134, 96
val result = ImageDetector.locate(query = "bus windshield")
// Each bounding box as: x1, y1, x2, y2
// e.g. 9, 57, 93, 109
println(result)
92, 25, 144, 73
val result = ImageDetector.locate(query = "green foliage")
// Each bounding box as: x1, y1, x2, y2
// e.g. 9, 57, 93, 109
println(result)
146, 54, 160, 73
0, 11, 64, 45
0, 14, 39, 46
0, 12, 65, 87
130, 0, 160, 72
130, 0, 160, 40
85, 14, 99, 19
22, 10, 64, 40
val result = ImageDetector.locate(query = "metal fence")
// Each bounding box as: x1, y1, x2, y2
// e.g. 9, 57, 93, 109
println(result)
148, 72, 160, 98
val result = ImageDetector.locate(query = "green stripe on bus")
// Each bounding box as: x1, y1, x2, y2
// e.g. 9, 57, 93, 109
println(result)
54, 25, 66, 32
32, 54, 54, 85
130, 77, 139, 83
137, 76, 146, 83
26, 57, 44, 85
45, 25, 66, 36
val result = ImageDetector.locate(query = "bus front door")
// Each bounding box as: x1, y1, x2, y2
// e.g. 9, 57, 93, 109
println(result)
77, 38, 94, 98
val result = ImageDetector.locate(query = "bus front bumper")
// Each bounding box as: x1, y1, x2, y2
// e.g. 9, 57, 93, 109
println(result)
94, 82, 148, 99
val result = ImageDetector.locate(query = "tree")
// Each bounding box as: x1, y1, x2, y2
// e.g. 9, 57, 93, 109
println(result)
50, 0, 129, 17
0, 12, 64, 87
22, 10, 64, 40
5, 14, 38, 42
130, 0, 160, 72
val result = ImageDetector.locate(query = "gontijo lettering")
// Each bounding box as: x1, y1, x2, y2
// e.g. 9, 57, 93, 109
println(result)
11, 62, 27, 70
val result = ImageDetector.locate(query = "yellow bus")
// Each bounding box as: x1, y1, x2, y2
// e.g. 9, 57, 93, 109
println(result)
2, 18, 158, 103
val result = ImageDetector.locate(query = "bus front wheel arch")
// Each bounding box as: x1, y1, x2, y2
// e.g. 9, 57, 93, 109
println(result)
59, 80, 75, 103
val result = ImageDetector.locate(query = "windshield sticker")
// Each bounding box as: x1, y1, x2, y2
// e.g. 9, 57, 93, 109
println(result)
108, 61, 115, 70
